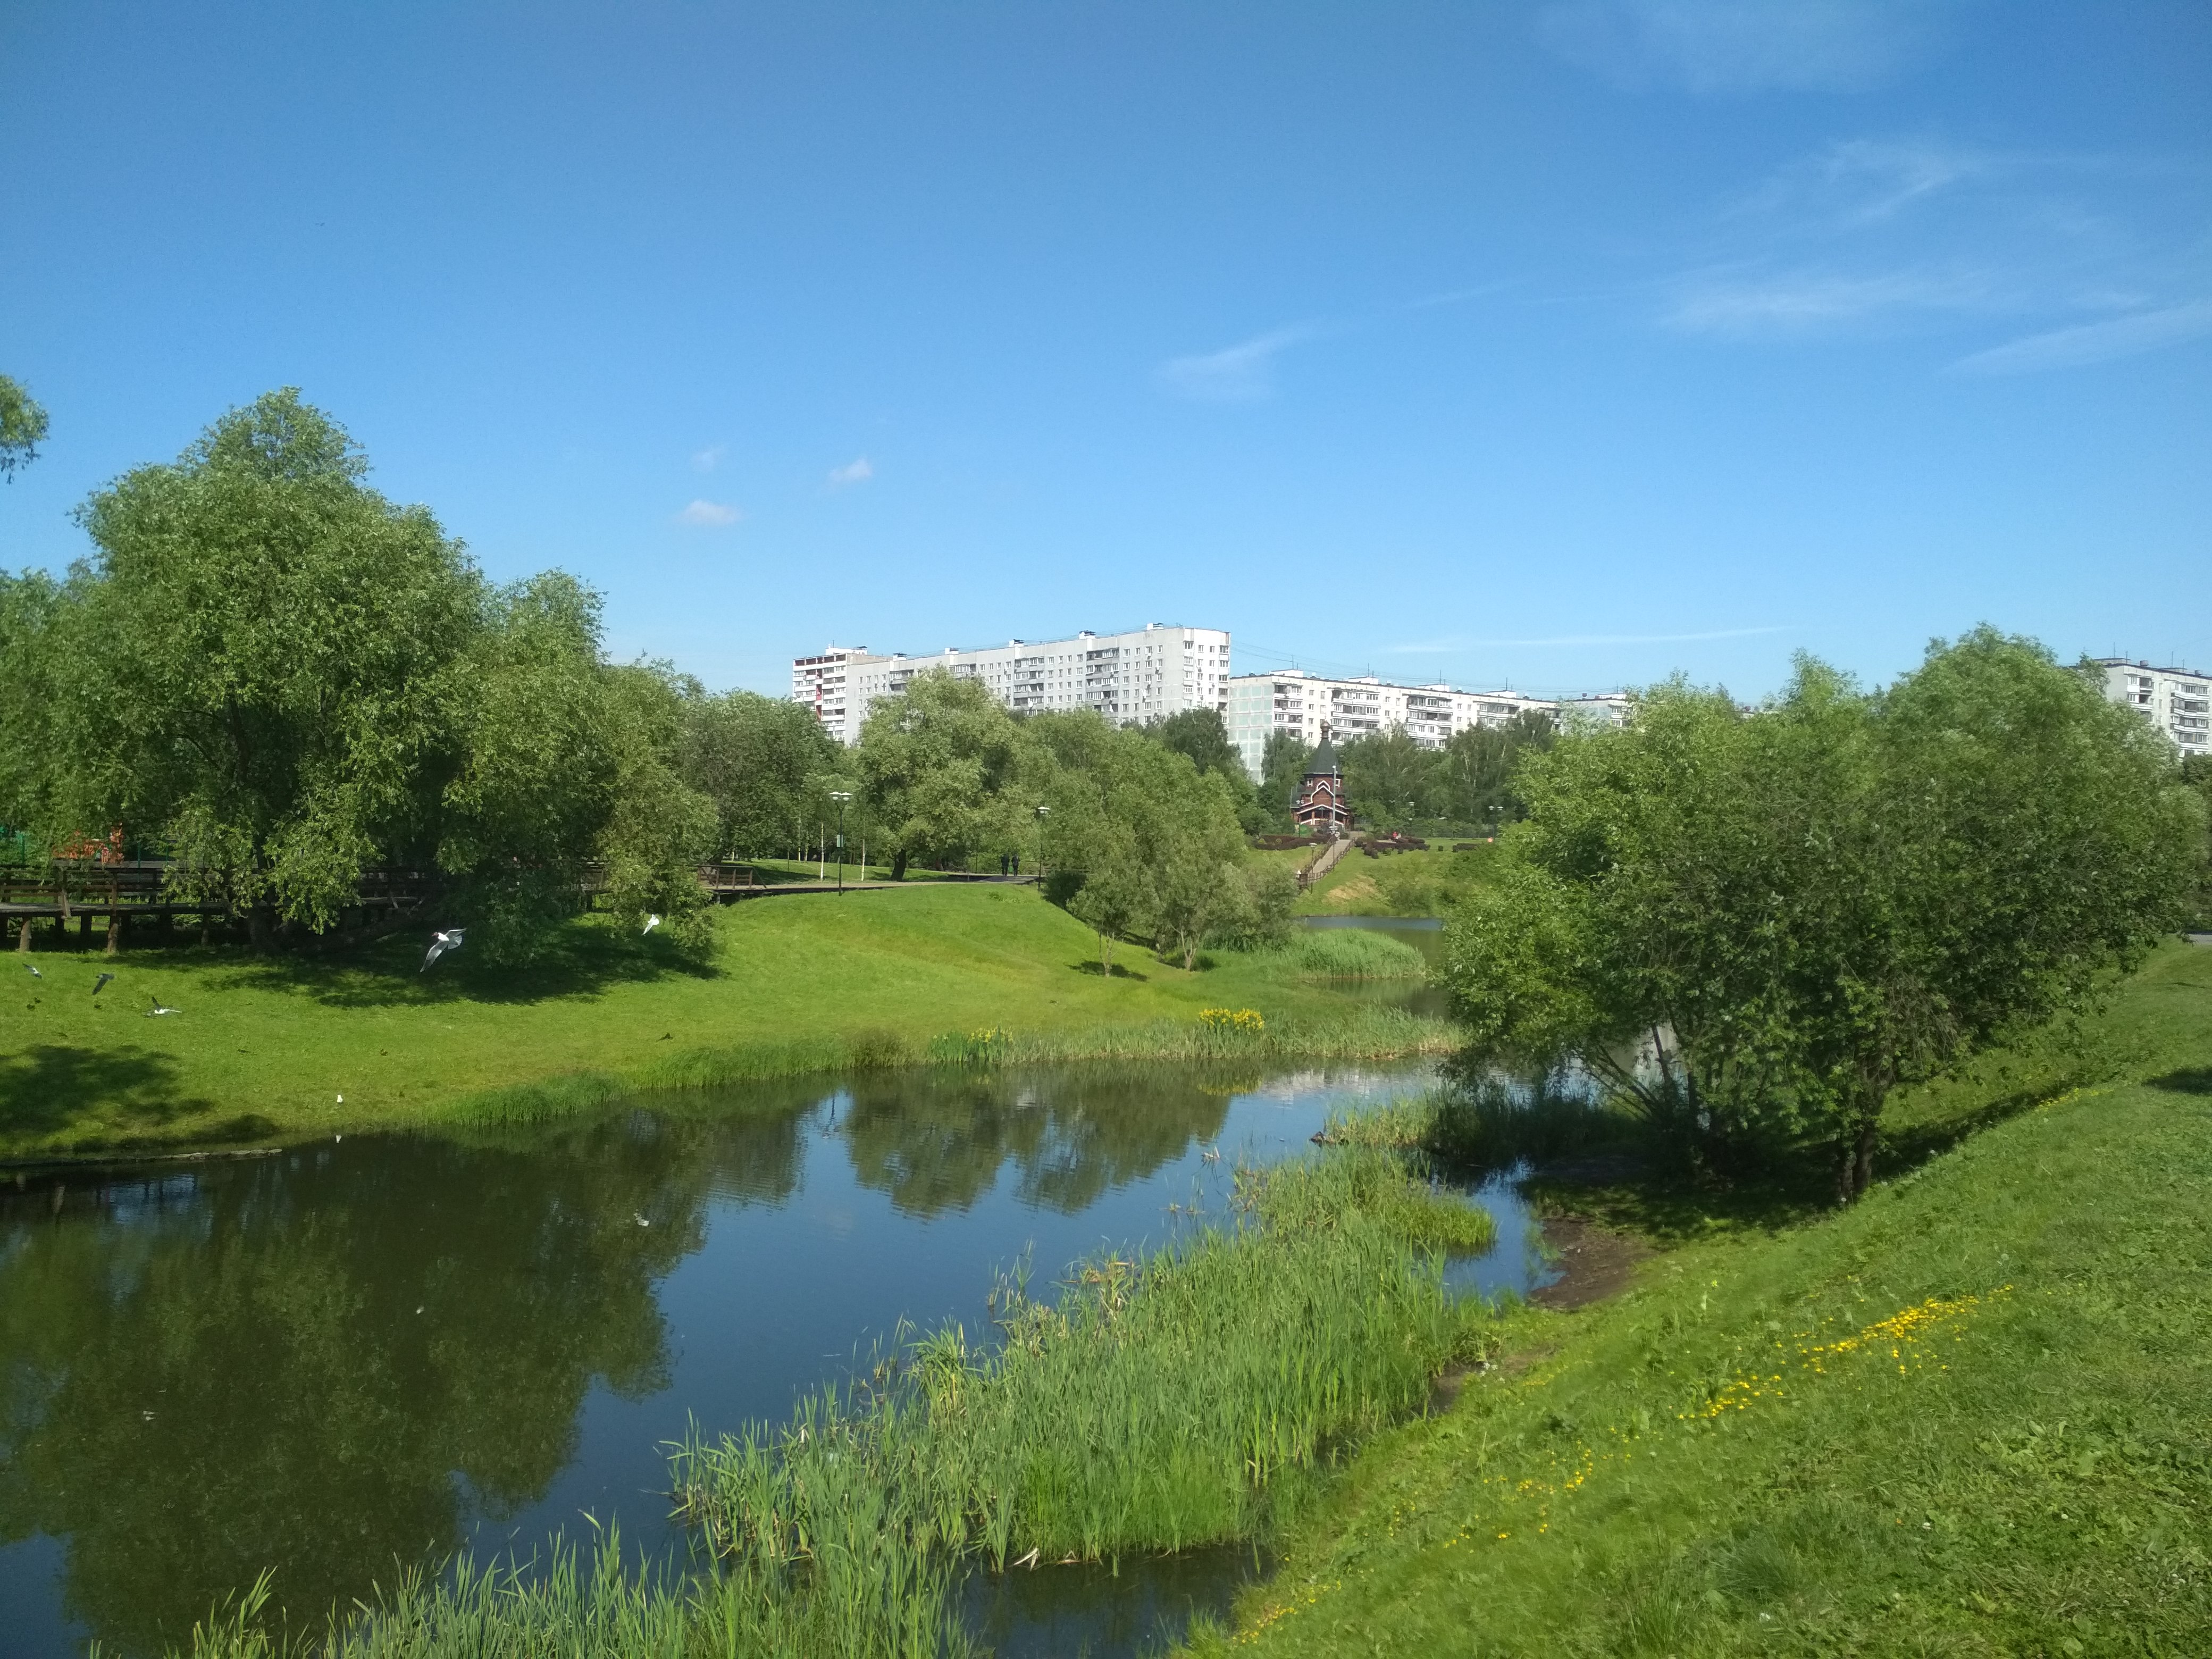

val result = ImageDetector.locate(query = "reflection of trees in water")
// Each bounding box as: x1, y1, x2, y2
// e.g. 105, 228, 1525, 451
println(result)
840, 1067, 1235, 1218
0, 1112, 745, 1658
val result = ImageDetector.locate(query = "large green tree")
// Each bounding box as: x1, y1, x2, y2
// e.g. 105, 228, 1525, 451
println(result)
855, 671, 1034, 878
70, 390, 483, 944
680, 688, 841, 860
1442, 632, 2202, 1200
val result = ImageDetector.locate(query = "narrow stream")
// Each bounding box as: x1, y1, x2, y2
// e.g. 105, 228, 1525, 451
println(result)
1, 1048, 1539, 1656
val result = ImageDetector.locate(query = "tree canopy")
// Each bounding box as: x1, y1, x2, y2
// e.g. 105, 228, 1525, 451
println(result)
1440, 632, 2204, 1200
0, 373, 47, 480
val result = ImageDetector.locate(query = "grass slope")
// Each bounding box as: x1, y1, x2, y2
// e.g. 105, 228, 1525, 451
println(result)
1199, 943, 2212, 1657
1, 885, 1450, 1161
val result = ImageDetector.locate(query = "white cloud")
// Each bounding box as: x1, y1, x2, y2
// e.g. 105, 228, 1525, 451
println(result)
1536, 0, 1958, 94
1949, 298, 2212, 374
827, 456, 874, 487
691, 445, 726, 473
676, 499, 742, 527
1668, 266, 1993, 334
1157, 325, 1317, 402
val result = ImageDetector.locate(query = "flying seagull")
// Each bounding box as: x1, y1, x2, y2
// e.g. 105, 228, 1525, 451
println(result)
93, 971, 114, 997
421, 928, 465, 971
23, 962, 40, 978
146, 996, 179, 1016
642, 914, 661, 935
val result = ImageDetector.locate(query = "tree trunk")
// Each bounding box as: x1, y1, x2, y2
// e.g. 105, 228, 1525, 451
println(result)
891, 848, 909, 882
16, 917, 29, 953
1837, 1115, 1881, 1203
1099, 930, 1113, 976
105, 914, 123, 957
248, 904, 274, 952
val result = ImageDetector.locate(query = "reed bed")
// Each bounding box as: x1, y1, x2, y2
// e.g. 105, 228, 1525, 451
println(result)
169, 1134, 1494, 1659
1280, 928, 1429, 979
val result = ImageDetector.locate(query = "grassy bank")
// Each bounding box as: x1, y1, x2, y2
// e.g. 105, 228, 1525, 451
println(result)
1195, 942, 2212, 1656
2, 884, 1454, 1161
1294, 844, 1499, 918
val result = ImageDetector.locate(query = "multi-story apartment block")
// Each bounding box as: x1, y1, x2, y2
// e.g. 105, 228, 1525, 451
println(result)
791, 646, 867, 738
1226, 669, 1560, 779
2094, 658, 2210, 758
793, 623, 1232, 744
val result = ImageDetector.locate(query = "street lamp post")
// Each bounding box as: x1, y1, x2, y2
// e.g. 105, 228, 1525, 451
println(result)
830, 791, 852, 894
1034, 804, 1050, 892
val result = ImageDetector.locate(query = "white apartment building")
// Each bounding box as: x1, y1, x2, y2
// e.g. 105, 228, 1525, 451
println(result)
1225, 670, 1562, 779
793, 623, 1232, 744
2094, 658, 2210, 757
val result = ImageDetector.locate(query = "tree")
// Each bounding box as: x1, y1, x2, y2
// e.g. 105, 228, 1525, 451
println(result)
1338, 727, 1432, 827
855, 672, 1033, 878
437, 573, 619, 960
1434, 709, 1555, 826
0, 374, 48, 480
71, 390, 483, 945
680, 689, 841, 860
1142, 707, 1270, 833
1441, 632, 2201, 1201
595, 661, 719, 947
1259, 731, 1313, 828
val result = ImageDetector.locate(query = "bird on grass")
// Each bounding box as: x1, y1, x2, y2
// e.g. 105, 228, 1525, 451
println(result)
642, 914, 661, 935
421, 928, 465, 971
146, 996, 179, 1016
93, 971, 114, 997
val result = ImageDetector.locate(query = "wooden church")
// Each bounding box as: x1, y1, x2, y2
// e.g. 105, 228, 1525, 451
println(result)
1294, 739, 1351, 834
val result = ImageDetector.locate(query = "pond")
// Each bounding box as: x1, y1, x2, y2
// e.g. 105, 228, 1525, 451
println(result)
0, 1054, 1545, 1658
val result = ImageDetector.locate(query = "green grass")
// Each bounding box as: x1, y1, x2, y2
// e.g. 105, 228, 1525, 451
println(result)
1190, 942, 2212, 1656
1, 884, 1454, 1160
1294, 845, 1500, 918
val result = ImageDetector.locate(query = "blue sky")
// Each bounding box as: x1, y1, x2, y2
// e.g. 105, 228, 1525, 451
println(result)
3, 1, 2207, 699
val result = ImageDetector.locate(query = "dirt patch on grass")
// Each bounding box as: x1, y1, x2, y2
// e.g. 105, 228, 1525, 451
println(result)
1530, 1215, 1652, 1310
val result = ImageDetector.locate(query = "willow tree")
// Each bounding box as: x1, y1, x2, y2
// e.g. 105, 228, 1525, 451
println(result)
71, 390, 483, 944
1442, 631, 2201, 1201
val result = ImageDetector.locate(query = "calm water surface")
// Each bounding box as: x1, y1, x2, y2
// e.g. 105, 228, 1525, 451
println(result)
0, 1056, 1548, 1657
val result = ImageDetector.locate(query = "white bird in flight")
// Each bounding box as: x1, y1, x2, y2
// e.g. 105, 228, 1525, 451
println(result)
23, 962, 40, 978
146, 996, 179, 1016
642, 914, 661, 935
421, 928, 465, 971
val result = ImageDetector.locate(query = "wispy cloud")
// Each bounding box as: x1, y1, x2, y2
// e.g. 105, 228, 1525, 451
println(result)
1157, 325, 1318, 402
675, 499, 741, 527
826, 456, 874, 488
1389, 626, 1790, 652
1734, 137, 1991, 228
1950, 298, 2212, 374
1536, 0, 1959, 95
1669, 265, 1992, 334
691, 445, 726, 473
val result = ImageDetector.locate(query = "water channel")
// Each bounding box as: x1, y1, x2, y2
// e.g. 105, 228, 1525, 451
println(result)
2, 929, 1537, 1657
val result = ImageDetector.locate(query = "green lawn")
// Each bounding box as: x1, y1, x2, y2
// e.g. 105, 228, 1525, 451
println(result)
1295, 843, 1501, 917
1, 884, 1451, 1161
1196, 941, 2212, 1656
